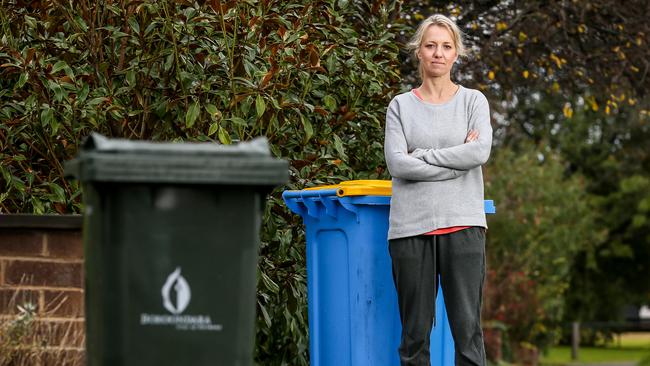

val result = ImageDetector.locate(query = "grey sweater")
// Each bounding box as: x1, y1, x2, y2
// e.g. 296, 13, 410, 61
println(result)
384, 85, 492, 240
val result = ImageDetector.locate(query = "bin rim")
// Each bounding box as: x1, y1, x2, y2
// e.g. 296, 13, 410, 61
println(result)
283, 179, 496, 214
298, 179, 391, 197
65, 133, 288, 185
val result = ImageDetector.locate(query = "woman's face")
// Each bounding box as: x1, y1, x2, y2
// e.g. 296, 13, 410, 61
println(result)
417, 25, 458, 78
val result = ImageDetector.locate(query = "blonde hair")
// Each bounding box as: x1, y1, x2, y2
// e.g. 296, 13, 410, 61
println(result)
407, 14, 467, 79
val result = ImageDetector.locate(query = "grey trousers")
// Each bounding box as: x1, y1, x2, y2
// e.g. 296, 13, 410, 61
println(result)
388, 227, 487, 366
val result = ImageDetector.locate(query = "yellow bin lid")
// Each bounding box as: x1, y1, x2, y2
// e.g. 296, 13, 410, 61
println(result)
304, 180, 391, 197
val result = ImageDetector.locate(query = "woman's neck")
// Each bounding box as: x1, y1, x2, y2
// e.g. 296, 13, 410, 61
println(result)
417, 77, 459, 104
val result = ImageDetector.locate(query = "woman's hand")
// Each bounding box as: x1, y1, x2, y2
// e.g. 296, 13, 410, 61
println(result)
465, 129, 479, 143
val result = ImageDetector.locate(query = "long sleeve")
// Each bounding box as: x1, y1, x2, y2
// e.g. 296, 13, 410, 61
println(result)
410, 93, 492, 170
384, 99, 468, 181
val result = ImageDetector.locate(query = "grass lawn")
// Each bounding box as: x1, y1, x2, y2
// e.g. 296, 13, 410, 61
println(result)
540, 333, 650, 365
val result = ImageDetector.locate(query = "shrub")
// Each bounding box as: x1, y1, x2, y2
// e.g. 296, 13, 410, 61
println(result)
0, 1, 403, 363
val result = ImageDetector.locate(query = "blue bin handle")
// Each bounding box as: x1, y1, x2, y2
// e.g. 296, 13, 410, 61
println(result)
484, 200, 495, 214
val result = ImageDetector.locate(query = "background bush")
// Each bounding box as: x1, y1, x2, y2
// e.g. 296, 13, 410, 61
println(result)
0, 1, 403, 364
482, 144, 603, 353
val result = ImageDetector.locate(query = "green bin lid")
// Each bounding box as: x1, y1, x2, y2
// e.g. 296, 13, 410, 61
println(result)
65, 133, 288, 185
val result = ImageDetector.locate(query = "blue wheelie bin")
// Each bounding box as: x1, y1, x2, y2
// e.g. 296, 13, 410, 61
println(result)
282, 180, 496, 366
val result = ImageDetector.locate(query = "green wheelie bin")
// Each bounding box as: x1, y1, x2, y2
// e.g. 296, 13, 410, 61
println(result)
65, 133, 287, 366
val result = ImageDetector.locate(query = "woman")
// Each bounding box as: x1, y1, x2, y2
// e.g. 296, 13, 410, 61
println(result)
384, 14, 492, 366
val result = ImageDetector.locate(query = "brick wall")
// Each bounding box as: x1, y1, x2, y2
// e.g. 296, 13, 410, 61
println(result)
0, 214, 85, 365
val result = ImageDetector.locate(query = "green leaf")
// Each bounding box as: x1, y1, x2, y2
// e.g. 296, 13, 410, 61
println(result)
261, 271, 280, 294
16, 73, 28, 88
126, 70, 136, 86
112, 31, 129, 38
300, 114, 313, 141
0, 167, 10, 188
127, 17, 140, 34
0, 191, 9, 204
74, 15, 88, 32
208, 122, 219, 136
230, 117, 247, 126
40, 107, 53, 127
11, 176, 26, 191
63, 66, 75, 81
154, 100, 168, 118
144, 21, 158, 36
256, 95, 266, 118
259, 301, 272, 328
185, 101, 200, 128
49, 183, 66, 203
24, 15, 37, 29
32, 197, 44, 214
77, 85, 89, 103
269, 143, 281, 157
270, 98, 281, 110
324, 95, 337, 111
205, 104, 221, 119
326, 54, 337, 74
88, 97, 107, 106
47, 80, 64, 102
51, 61, 68, 74
217, 128, 231, 144
164, 53, 174, 72
333, 133, 346, 159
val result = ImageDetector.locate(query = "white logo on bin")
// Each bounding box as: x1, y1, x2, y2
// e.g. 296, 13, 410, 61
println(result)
161, 267, 191, 315
139, 267, 222, 332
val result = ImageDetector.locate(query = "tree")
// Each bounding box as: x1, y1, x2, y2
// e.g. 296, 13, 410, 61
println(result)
397, 0, 649, 108
482, 143, 603, 358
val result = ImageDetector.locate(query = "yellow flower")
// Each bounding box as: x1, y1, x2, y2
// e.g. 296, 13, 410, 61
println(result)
518, 32, 528, 42
552, 82, 560, 92
488, 71, 495, 80
522, 70, 529, 79
496, 22, 507, 31
563, 103, 574, 118
549, 53, 563, 68
577, 24, 587, 33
